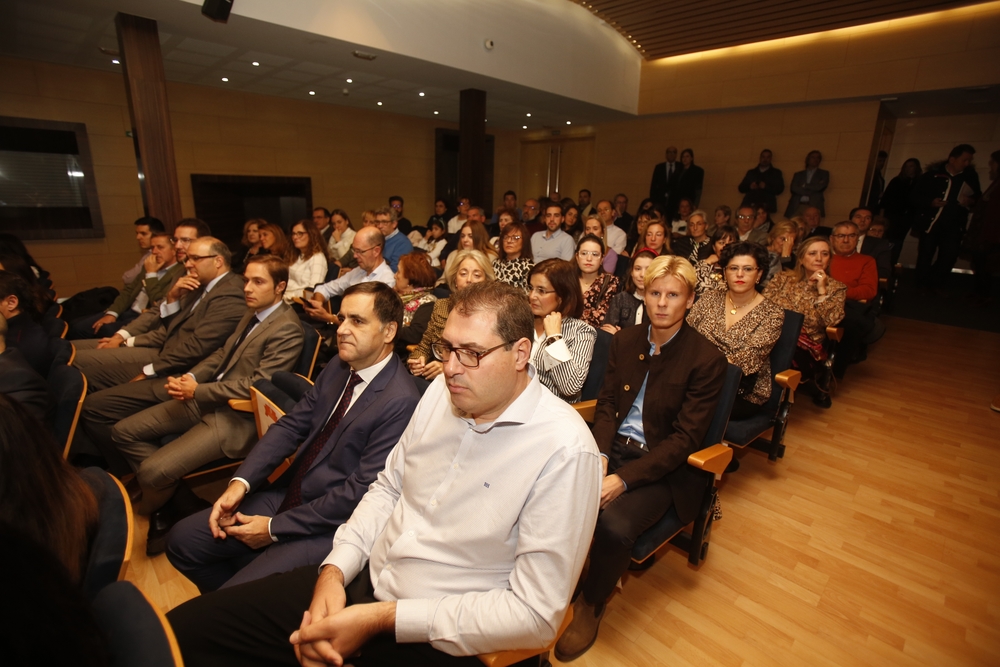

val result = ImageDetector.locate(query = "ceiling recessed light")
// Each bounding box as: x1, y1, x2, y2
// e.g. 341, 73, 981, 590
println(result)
308, 91, 316, 96
252, 61, 260, 66
377, 102, 383, 106
526, 113, 532, 117
346, 78, 353, 83
221, 77, 229, 82
111, 58, 120, 65
522, 125, 528, 129
566, 121, 572, 125
419, 92, 425, 97
433, 111, 439, 115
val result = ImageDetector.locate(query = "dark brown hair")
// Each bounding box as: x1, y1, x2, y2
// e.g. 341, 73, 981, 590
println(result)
529, 258, 584, 319
449, 280, 533, 349
290, 219, 330, 263
245, 254, 289, 295
498, 221, 533, 261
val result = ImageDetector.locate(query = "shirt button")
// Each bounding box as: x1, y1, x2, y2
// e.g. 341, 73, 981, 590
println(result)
452, 464, 459, 470
409, 530, 415, 536
624, 384, 630, 391
430, 499, 437, 507
385, 563, 392, 571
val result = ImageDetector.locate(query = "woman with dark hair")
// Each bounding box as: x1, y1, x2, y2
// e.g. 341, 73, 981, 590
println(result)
753, 204, 774, 234
528, 259, 597, 403
583, 216, 619, 273
0, 394, 99, 584
880, 157, 922, 263
393, 252, 438, 355
0, 252, 52, 316
671, 147, 704, 217
327, 209, 356, 266
426, 198, 451, 230
563, 204, 583, 241
0, 233, 49, 288
964, 149, 1000, 304
688, 241, 785, 419
601, 249, 656, 334
284, 220, 329, 303
255, 222, 290, 263
694, 225, 739, 295
672, 197, 694, 236
493, 221, 534, 290
415, 218, 448, 268
576, 234, 620, 328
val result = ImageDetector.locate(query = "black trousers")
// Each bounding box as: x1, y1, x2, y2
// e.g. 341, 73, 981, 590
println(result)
916, 221, 963, 289
971, 244, 1000, 297
832, 300, 877, 377
581, 438, 673, 605
167, 565, 483, 667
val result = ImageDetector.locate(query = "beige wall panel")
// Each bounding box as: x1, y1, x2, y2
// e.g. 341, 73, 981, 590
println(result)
0, 60, 39, 96
842, 20, 971, 66
750, 39, 848, 77
32, 60, 129, 107
170, 112, 223, 145
913, 47, 1000, 91
805, 58, 920, 100
833, 132, 878, 161
88, 135, 140, 168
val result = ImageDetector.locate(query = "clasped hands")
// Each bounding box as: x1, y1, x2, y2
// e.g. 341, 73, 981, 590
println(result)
600, 455, 625, 508
207, 481, 272, 549
165, 374, 198, 401
290, 565, 396, 667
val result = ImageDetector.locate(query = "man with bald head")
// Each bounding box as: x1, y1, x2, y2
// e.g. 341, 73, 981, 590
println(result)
304, 227, 395, 325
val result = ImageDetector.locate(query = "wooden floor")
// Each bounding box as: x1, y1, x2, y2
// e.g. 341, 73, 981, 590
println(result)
127, 316, 1000, 667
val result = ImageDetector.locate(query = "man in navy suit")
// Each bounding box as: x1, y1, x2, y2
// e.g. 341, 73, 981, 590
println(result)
166, 282, 420, 592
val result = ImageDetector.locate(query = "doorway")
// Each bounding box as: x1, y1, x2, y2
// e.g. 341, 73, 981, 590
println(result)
519, 136, 595, 202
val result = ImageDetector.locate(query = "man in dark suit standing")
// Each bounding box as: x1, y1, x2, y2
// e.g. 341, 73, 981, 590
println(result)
739, 149, 785, 214
556, 255, 726, 662
0, 312, 50, 422
74, 237, 246, 392
785, 150, 830, 218
166, 282, 420, 592
850, 207, 893, 280
649, 146, 680, 212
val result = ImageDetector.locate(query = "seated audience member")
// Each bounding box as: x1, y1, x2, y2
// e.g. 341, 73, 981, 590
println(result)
868, 217, 888, 239
442, 219, 497, 281
388, 196, 412, 236
613, 193, 633, 233
167, 283, 420, 593
73, 237, 245, 392
850, 207, 892, 279
408, 249, 494, 381
563, 204, 584, 241
577, 234, 620, 328
285, 220, 329, 303
626, 208, 655, 254
644, 220, 672, 256
0, 233, 51, 291
122, 216, 165, 285
528, 259, 597, 403
0, 313, 51, 421
312, 208, 334, 246
493, 221, 533, 290
414, 218, 447, 267
237, 219, 265, 273
427, 198, 451, 232
531, 203, 576, 261
446, 197, 471, 234
602, 250, 656, 334
753, 204, 774, 233
583, 215, 620, 273
257, 222, 290, 260
695, 225, 739, 296
327, 209, 356, 269
735, 206, 768, 245
392, 253, 438, 355
490, 190, 520, 228
303, 227, 394, 325
168, 281, 601, 667
713, 204, 732, 234
374, 206, 413, 273
829, 221, 880, 379
803, 206, 832, 239
670, 197, 694, 236
0, 270, 51, 376
0, 393, 98, 583
90, 256, 305, 554
0, 252, 53, 317
489, 207, 518, 245
673, 209, 712, 263
556, 255, 726, 661
595, 200, 628, 254
764, 220, 800, 284
764, 237, 846, 408
687, 242, 785, 419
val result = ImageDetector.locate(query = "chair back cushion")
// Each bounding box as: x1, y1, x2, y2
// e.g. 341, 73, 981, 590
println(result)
580, 329, 614, 401
761, 310, 804, 412
91, 581, 180, 667
79, 468, 129, 601
702, 364, 742, 448
294, 324, 320, 378
47, 364, 85, 448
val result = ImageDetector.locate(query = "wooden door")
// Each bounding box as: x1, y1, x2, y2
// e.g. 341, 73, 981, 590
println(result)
519, 137, 595, 202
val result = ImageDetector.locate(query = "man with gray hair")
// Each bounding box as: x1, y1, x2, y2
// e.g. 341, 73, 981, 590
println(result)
169, 281, 602, 667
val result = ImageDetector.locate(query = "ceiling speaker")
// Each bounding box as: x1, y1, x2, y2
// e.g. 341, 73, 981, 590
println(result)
202, 0, 233, 23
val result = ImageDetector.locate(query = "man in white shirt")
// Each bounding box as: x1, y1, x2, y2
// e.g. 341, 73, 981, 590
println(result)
531, 203, 576, 261
303, 227, 395, 325
168, 281, 602, 667
595, 200, 627, 254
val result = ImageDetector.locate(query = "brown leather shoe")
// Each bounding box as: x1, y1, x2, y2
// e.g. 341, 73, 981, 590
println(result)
554, 595, 606, 662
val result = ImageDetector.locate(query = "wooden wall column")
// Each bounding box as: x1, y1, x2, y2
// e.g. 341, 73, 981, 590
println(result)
115, 12, 182, 228
458, 89, 487, 208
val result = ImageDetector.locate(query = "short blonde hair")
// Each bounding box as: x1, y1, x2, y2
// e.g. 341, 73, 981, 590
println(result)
445, 249, 496, 291
768, 220, 799, 246
644, 255, 696, 293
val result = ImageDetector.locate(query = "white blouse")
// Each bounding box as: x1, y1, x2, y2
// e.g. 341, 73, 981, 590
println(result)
284, 251, 329, 302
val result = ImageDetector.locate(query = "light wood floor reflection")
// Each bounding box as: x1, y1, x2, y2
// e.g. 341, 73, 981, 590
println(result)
126, 316, 1000, 667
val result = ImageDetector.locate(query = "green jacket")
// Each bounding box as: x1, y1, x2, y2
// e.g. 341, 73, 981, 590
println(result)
107, 262, 185, 317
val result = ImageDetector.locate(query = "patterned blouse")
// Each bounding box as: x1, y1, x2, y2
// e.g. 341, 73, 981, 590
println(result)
695, 260, 727, 297
687, 290, 785, 405
493, 258, 534, 291
580, 273, 620, 328
400, 290, 436, 327
531, 317, 597, 403
410, 298, 450, 363
763, 271, 846, 346
602, 291, 644, 329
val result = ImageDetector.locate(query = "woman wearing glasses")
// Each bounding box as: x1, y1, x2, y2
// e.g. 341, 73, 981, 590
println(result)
528, 259, 597, 403
493, 221, 534, 290
283, 219, 329, 303
576, 234, 620, 328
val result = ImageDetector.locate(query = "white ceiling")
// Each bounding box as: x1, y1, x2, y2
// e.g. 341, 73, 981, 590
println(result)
0, 0, 639, 130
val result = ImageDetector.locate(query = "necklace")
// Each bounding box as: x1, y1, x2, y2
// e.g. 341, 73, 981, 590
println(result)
727, 293, 756, 315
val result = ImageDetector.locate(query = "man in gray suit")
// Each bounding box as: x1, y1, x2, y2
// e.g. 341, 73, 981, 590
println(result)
102, 255, 304, 554
74, 237, 246, 392
785, 150, 830, 218
166, 282, 420, 592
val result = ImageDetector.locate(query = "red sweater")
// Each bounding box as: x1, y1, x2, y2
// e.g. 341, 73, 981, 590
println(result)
830, 252, 878, 301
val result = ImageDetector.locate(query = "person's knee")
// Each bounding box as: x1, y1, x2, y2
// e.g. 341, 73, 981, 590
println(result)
165, 510, 211, 566
593, 510, 634, 549
136, 459, 178, 492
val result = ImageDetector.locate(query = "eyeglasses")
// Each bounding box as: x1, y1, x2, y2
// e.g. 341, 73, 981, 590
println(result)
725, 265, 758, 273
736, 214, 754, 221
578, 250, 602, 258
431, 341, 515, 368
375, 219, 393, 226
390, 204, 402, 209
291, 231, 308, 238
831, 233, 858, 239
503, 235, 522, 242
351, 245, 379, 255
185, 254, 218, 263
528, 285, 554, 296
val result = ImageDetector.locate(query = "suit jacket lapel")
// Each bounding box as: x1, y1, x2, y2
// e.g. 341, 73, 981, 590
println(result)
165, 286, 206, 336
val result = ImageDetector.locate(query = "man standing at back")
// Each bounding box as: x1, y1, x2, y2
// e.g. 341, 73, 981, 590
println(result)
167, 282, 420, 593
649, 146, 680, 212
168, 282, 602, 667
739, 149, 785, 214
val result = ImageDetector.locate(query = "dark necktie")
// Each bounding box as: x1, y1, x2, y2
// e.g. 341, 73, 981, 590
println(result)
278, 371, 363, 513
215, 316, 258, 378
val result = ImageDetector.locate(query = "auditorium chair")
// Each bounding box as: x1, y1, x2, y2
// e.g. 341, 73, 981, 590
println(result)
79, 467, 134, 601
91, 581, 183, 667
478, 605, 574, 667
47, 337, 74, 369
580, 329, 613, 401
295, 323, 321, 380
49, 364, 87, 459
723, 310, 804, 462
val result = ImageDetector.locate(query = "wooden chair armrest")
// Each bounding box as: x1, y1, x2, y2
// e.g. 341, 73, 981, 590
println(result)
573, 399, 597, 424
228, 398, 252, 412
826, 326, 843, 342
406, 344, 418, 352
687, 443, 732, 475
775, 369, 801, 393
478, 606, 573, 667
878, 277, 888, 289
